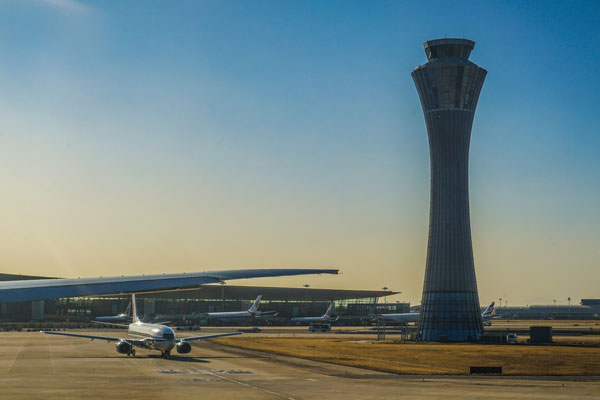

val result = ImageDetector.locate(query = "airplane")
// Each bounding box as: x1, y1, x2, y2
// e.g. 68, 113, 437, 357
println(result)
0, 268, 339, 303
375, 302, 496, 324
94, 302, 131, 324
94, 301, 171, 326
290, 303, 338, 324
375, 310, 419, 323
204, 295, 278, 321
42, 294, 241, 358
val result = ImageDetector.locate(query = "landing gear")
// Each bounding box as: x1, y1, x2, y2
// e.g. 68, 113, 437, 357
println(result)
161, 350, 171, 358
127, 349, 136, 357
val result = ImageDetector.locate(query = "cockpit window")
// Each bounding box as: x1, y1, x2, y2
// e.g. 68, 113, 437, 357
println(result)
163, 333, 174, 339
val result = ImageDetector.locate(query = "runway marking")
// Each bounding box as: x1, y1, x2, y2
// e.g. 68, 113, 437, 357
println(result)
157, 369, 253, 375
44, 335, 56, 374
192, 367, 297, 400
8, 337, 54, 375
6, 343, 25, 374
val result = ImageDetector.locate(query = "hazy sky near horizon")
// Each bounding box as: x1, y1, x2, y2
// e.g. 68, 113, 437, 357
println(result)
0, 0, 598, 305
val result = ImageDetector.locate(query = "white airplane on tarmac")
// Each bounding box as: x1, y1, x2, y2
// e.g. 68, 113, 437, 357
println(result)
42, 294, 241, 358
291, 303, 338, 324
94, 302, 131, 324
376, 302, 496, 325
204, 295, 278, 321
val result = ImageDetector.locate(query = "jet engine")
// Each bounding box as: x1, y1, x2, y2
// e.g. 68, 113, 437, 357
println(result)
116, 340, 132, 354
176, 341, 192, 354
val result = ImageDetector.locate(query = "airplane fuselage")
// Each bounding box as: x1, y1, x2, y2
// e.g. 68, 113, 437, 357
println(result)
378, 312, 420, 323
206, 311, 253, 319
128, 322, 176, 353
291, 316, 334, 323
206, 311, 277, 320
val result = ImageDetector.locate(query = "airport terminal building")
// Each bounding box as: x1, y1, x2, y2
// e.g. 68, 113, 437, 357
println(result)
494, 301, 600, 320
0, 273, 403, 324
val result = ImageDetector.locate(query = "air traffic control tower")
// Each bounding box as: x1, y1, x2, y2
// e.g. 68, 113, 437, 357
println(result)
412, 38, 486, 341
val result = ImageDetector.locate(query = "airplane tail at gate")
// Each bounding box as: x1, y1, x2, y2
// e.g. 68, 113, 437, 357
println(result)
248, 295, 262, 313
323, 303, 334, 318
122, 302, 131, 317
482, 302, 495, 320
131, 294, 140, 323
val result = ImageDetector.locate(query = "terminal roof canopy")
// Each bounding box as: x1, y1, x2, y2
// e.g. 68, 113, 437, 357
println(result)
0, 269, 339, 303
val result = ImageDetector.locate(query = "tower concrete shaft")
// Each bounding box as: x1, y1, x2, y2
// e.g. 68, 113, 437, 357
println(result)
412, 38, 487, 341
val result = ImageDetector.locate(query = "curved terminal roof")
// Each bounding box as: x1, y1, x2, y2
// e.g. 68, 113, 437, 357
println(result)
0, 269, 339, 303
0, 273, 396, 302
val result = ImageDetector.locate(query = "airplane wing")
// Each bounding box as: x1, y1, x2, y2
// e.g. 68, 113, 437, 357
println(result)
0, 268, 339, 303
176, 332, 242, 342
41, 330, 145, 346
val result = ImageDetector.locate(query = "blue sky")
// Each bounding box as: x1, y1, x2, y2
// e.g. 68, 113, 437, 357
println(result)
0, 0, 598, 305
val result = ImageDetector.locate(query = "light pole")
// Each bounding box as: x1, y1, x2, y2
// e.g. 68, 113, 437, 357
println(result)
568, 297, 571, 320
499, 298, 502, 309
303, 284, 310, 313
382, 287, 389, 304
553, 299, 556, 307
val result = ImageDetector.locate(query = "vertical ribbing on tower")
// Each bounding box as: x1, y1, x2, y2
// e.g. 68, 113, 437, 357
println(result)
412, 38, 487, 341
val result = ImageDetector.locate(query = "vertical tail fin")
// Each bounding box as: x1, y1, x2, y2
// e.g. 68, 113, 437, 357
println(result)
248, 295, 262, 313
131, 294, 140, 323
482, 302, 495, 320
323, 302, 334, 318
121, 302, 131, 318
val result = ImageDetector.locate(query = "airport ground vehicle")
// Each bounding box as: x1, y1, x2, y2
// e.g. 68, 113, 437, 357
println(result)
308, 324, 331, 332
507, 333, 518, 343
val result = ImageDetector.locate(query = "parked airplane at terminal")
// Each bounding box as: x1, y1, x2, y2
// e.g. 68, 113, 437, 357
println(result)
94, 302, 131, 324
205, 295, 278, 321
376, 302, 496, 325
0, 268, 339, 303
43, 294, 240, 358
291, 303, 338, 324
376, 310, 420, 323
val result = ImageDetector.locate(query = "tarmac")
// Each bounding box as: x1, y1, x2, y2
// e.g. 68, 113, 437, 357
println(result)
1, 331, 599, 399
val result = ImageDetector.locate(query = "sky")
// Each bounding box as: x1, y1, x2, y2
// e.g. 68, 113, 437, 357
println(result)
0, 0, 598, 306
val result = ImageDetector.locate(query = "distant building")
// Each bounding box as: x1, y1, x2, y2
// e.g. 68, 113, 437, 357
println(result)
497, 303, 600, 320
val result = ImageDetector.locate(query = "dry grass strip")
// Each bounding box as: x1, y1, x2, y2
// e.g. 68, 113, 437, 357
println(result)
212, 337, 600, 376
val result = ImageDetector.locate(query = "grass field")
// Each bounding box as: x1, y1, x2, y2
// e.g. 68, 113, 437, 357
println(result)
212, 337, 600, 376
